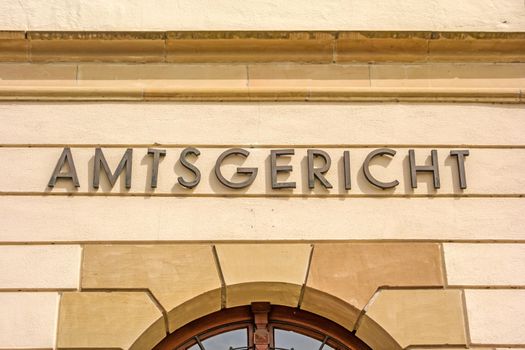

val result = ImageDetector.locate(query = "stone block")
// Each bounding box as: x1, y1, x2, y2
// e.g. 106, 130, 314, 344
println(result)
29, 32, 165, 63
216, 244, 311, 285
0, 292, 59, 348
57, 292, 165, 349
356, 289, 466, 348
0, 32, 27, 61
0, 63, 77, 80
227, 282, 302, 308
248, 64, 369, 87
166, 33, 333, 63
0, 245, 81, 289
300, 287, 361, 331
355, 314, 402, 350
444, 244, 525, 286
306, 243, 444, 309
465, 290, 525, 345
77, 63, 247, 88
168, 289, 222, 331
370, 63, 525, 88
336, 32, 428, 63
216, 244, 311, 307
429, 36, 525, 62
81, 244, 222, 332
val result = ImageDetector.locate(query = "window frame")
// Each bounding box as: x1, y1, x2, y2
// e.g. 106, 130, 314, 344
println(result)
153, 304, 371, 350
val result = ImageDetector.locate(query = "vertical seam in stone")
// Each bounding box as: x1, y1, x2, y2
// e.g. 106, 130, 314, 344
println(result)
27, 33, 32, 63
332, 35, 337, 63
297, 244, 314, 308
163, 32, 167, 63
439, 242, 449, 288
461, 289, 472, 347
354, 287, 382, 332
54, 291, 62, 350
145, 289, 170, 336
78, 244, 84, 291
212, 245, 227, 309
368, 64, 372, 88
246, 64, 250, 88
426, 35, 431, 62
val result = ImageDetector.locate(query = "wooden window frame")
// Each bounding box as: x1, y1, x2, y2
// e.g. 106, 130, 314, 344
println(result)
153, 303, 371, 350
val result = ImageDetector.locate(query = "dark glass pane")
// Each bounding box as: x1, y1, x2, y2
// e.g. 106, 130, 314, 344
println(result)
274, 328, 322, 350
188, 328, 247, 350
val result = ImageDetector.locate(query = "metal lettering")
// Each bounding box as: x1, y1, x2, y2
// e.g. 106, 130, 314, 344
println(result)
363, 148, 399, 189
409, 149, 440, 189
147, 148, 166, 188
450, 150, 469, 189
93, 148, 133, 189
270, 149, 296, 189
44, 146, 470, 193
178, 147, 201, 189
307, 149, 333, 189
343, 151, 351, 190
214, 148, 258, 189
48, 147, 80, 188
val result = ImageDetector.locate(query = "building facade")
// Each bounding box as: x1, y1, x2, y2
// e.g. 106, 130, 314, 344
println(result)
0, 1, 524, 349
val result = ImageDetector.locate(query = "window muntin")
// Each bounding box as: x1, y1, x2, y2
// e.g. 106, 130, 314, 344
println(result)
186, 328, 249, 350
274, 328, 335, 350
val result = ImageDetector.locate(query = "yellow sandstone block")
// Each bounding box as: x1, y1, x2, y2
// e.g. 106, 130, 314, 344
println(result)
81, 245, 222, 332
57, 292, 165, 349
356, 289, 466, 349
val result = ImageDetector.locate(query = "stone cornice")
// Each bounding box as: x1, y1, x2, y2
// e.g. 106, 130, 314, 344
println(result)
0, 85, 521, 103
0, 31, 523, 102
1, 30, 524, 63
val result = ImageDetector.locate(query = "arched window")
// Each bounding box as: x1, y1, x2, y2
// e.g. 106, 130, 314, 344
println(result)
154, 303, 370, 350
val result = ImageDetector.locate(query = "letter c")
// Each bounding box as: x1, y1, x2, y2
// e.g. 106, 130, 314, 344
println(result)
363, 148, 399, 189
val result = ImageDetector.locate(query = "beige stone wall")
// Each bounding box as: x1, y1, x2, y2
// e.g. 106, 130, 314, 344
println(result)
3, 147, 525, 195
0, 100, 523, 349
1, 102, 523, 145
1, 0, 524, 31
0, 3, 523, 347
1, 243, 524, 349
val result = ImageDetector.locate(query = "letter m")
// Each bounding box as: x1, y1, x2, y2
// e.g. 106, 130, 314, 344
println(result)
93, 148, 133, 189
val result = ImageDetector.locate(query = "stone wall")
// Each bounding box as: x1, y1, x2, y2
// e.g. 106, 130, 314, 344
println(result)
1, 100, 524, 349
0, 1, 524, 349
1, 243, 524, 349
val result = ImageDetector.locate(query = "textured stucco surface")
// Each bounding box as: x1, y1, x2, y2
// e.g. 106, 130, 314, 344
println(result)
444, 244, 525, 286
0, 245, 81, 288
0, 0, 524, 31
465, 290, 525, 345
1, 196, 523, 242
0, 292, 59, 348
1, 103, 524, 146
